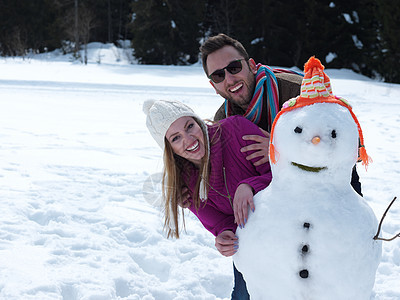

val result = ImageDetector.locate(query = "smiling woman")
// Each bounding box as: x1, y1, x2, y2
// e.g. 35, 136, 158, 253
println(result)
143, 99, 273, 298
165, 116, 206, 167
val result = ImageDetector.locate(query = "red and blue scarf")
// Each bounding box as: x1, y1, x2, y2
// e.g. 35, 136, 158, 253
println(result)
225, 64, 302, 131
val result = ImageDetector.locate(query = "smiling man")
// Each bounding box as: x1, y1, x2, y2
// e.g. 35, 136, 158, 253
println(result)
200, 33, 302, 133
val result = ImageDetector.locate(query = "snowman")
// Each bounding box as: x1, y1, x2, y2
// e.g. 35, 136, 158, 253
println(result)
234, 57, 382, 300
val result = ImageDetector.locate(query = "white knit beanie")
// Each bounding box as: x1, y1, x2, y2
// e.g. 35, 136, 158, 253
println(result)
143, 99, 210, 200
143, 99, 208, 149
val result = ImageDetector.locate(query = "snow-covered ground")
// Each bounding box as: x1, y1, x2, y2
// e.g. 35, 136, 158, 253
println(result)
0, 44, 399, 299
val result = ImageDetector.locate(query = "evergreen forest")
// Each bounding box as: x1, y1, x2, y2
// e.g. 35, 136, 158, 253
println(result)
1, 0, 399, 83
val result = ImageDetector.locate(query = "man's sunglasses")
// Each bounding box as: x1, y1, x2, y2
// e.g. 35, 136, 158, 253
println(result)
208, 59, 245, 83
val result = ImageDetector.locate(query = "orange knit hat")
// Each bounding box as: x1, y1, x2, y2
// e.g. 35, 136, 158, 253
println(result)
269, 56, 371, 169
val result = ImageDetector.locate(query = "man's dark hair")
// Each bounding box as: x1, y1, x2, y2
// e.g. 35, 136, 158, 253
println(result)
199, 33, 249, 76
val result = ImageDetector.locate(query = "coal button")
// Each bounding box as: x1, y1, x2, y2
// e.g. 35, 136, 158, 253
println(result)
299, 269, 309, 278
302, 245, 309, 253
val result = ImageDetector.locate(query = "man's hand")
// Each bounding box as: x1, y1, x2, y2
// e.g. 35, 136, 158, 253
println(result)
241, 128, 270, 166
233, 183, 254, 229
215, 230, 238, 257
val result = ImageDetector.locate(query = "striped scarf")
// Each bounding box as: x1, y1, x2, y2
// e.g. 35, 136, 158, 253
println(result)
225, 64, 302, 131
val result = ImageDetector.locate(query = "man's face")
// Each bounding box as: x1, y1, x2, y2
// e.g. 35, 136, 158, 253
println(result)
206, 45, 257, 110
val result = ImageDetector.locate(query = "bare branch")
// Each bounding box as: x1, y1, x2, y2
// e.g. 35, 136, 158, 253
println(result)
373, 197, 400, 241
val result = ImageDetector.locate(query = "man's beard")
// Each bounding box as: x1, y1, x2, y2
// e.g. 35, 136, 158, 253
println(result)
223, 72, 256, 110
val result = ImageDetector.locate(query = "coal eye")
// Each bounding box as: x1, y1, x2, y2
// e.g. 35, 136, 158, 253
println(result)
294, 126, 302, 134
331, 130, 337, 138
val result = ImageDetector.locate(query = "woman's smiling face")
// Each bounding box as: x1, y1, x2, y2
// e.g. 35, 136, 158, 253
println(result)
165, 116, 206, 167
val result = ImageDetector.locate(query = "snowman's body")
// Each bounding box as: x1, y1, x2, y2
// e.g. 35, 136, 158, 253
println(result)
234, 103, 382, 300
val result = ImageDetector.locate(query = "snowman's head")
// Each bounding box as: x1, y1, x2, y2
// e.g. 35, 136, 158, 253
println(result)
269, 57, 370, 185
270, 102, 359, 183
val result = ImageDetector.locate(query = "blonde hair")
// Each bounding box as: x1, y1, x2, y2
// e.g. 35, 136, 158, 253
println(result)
162, 118, 210, 238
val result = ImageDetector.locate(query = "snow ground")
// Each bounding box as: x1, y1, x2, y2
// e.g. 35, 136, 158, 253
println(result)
0, 44, 399, 299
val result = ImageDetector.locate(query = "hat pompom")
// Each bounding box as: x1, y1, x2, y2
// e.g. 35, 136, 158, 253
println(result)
304, 56, 324, 73
143, 99, 156, 115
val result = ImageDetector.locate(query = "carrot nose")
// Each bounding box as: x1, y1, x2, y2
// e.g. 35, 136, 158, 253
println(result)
312, 136, 321, 145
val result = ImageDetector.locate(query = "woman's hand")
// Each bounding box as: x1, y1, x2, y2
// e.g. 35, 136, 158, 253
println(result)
233, 183, 255, 229
215, 230, 238, 257
178, 186, 191, 208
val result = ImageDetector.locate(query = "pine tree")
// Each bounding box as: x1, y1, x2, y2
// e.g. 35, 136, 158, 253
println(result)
129, 0, 205, 65
375, 0, 400, 83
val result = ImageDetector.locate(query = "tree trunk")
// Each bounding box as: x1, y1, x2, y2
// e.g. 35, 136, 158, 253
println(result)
74, 0, 79, 54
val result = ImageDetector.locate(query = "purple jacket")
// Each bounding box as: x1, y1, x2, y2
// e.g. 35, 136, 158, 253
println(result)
182, 116, 272, 236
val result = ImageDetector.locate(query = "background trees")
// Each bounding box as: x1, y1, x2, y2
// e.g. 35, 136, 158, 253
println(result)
0, 0, 399, 83
373, 0, 400, 83
0, 0, 63, 55
129, 0, 205, 64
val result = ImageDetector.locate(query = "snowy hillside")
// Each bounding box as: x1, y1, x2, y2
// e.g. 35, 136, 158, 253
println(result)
0, 44, 399, 299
